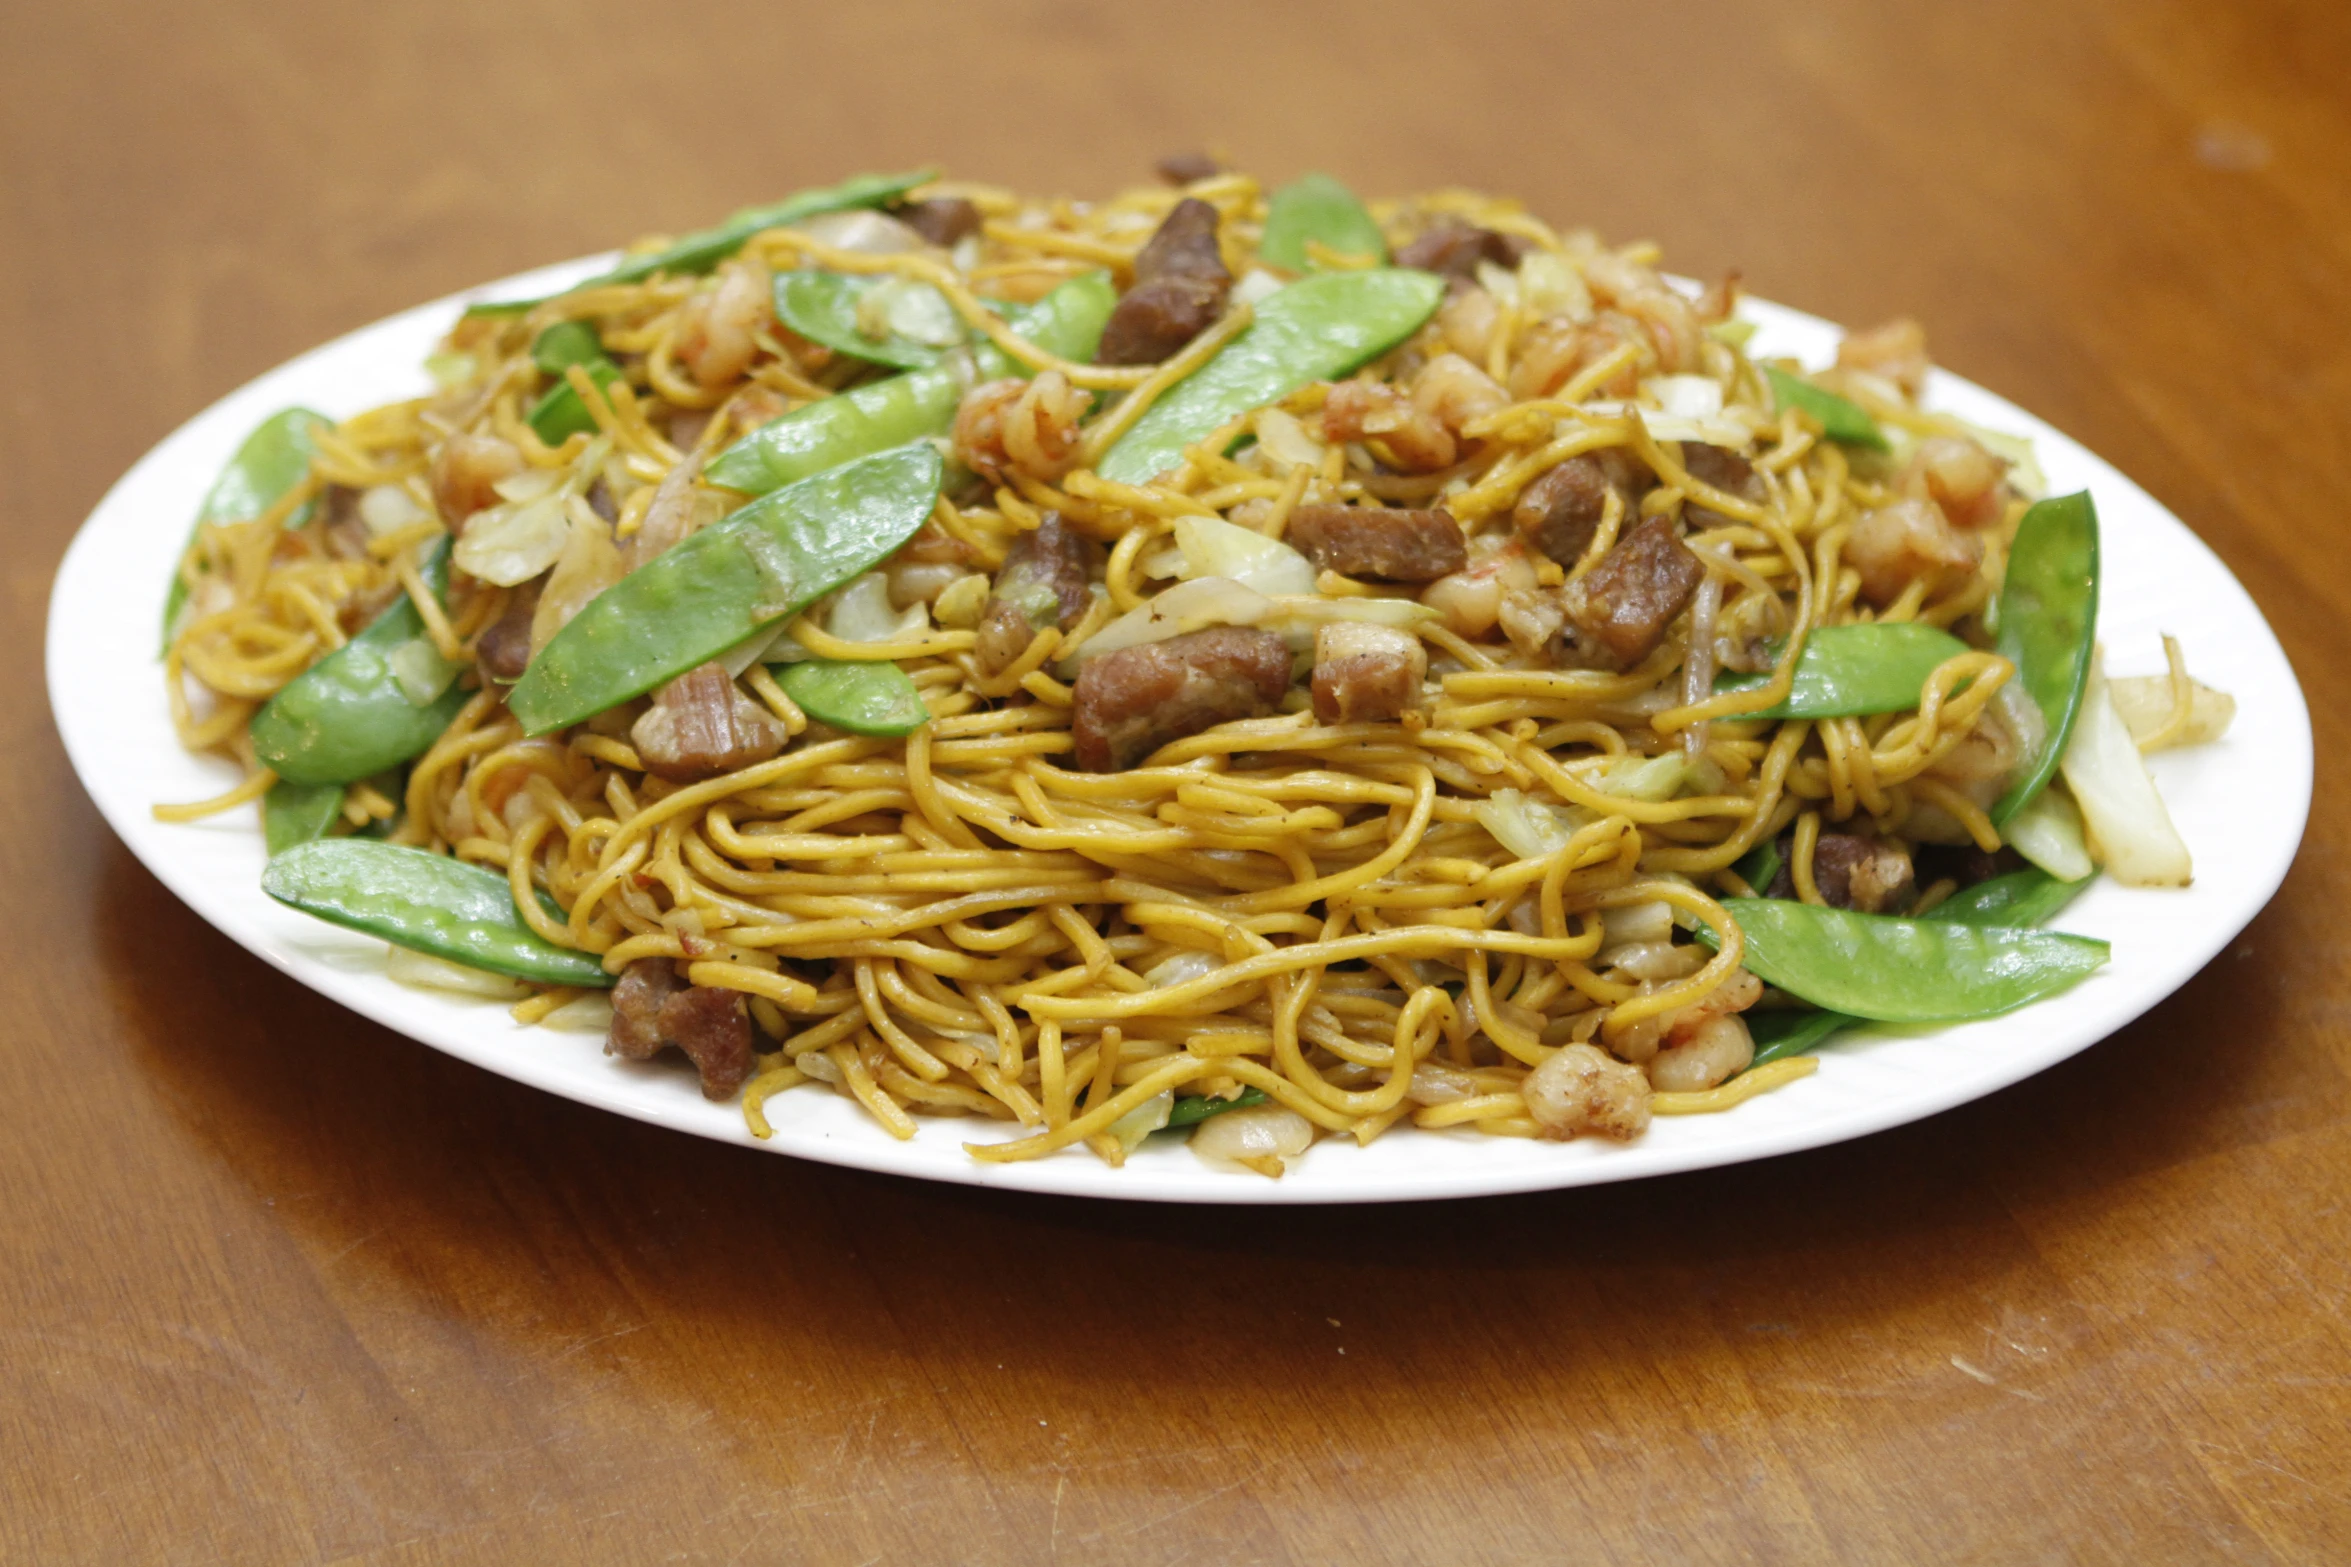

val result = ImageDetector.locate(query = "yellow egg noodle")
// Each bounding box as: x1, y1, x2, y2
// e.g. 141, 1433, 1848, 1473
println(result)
157, 167, 2201, 1175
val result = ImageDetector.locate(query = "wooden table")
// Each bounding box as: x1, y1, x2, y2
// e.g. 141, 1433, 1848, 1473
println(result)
10, 1, 2347, 1559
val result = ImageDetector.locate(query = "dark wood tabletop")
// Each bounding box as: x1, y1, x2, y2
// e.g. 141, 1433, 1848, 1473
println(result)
10, 1, 2348, 1560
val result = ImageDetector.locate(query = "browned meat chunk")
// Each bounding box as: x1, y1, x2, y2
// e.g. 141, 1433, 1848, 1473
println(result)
1844, 497, 1983, 607
1802, 834, 1916, 913
630, 662, 787, 781
318, 484, 369, 560
1098, 198, 1231, 365
476, 575, 543, 682
895, 197, 984, 248
1512, 451, 1649, 566
976, 513, 1097, 674
607, 959, 754, 1100
1679, 443, 1765, 503
1560, 515, 1704, 669
1154, 151, 1223, 186
1311, 622, 1426, 724
1071, 626, 1291, 771
1396, 221, 1527, 281
1286, 505, 1466, 583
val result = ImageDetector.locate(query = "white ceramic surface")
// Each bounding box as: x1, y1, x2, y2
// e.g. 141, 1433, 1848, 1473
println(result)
47, 256, 2313, 1203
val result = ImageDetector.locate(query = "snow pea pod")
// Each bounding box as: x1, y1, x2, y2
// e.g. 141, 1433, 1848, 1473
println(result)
1989, 491, 2099, 824
1258, 173, 1386, 272
262, 779, 345, 856
776, 658, 931, 736
1099, 268, 1447, 484
1713, 622, 1974, 718
526, 321, 622, 444
1166, 1088, 1268, 1129
461, 169, 937, 317
1711, 897, 2106, 1023
262, 839, 612, 987
163, 407, 331, 647
1764, 367, 1888, 451
774, 271, 953, 370
250, 540, 470, 785
509, 443, 943, 735
1746, 1008, 1851, 1069
704, 271, 1118, 497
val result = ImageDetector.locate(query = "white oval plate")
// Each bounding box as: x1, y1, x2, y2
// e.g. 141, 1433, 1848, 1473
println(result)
48, 256, 2312, 1203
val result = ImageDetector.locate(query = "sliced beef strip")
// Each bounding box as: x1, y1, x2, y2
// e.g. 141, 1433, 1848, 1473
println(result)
1395, 221, 1528, 281
1559, 514, 1705, 669
1071, 625, 1291, 772
606, 959, 754, 1100
1767, 833, 1916, 913
476, 574, 544, 682
894, 197, 984, 248
1311, 621, 1426, 724
976, 514, 1098, 674
1512, 451, 1651, 566
1285, 504, 1466, 583
630, 662, 787, 781
1154, 151, 1224, 186
1097, 198, 1232, 366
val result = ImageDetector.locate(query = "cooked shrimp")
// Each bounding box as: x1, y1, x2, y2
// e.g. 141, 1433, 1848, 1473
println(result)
1322, 378, 1455, 471
953, 371, 1090, 485
676, 259, 773, 390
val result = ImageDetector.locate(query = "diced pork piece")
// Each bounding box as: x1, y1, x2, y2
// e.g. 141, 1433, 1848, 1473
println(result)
1836, 317, 1930, 400
1844, 497, 1983, 607
895, 197, 984, 248
976, 513, 1098, 674
1071, 625, 1291, 771
1311, 621, 1427, 724
1154, 151, 1223, 186
430, 432, 522, 533
1098, 198, 1232, 365
1285, 504, 1466, 582
1678, 442, 1765, 503
630, 662, 787, 782
1512, 451, 1649, 565
476, 575, 544, 682
606, 959, 754, 1101
318, 484, 370, 560
1559, 515, 1704, 669
1791, 834, 1916, 913
1396, 220, 1527, 281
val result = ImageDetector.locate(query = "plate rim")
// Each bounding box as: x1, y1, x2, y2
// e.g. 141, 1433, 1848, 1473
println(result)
46, 255, 2316, 1205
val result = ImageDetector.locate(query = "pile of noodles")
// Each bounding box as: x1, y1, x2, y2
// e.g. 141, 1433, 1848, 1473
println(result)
162, 171, 2028, 1167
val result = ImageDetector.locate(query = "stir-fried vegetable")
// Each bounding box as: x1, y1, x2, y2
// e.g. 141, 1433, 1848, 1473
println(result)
163, 407, 331, 647
261, 779, 345, 855
509, 443, 943, 734
1166, 1087, 1269, 1128
1258, 173, 1386, 272
525, 321, 624, 443
776, 658, 932, 737
249, 540, 471, 785
1709, 897, 2107, 1022
704, 271, 1117, 496
773, 270, 963, 369
1763, 367, 1888, 451
262, 840, 613, 986
1098, 268, 1446, 483
1991, 492, 2101, 824
2060, 654, 2193, 887
1714, 622, 1975, 718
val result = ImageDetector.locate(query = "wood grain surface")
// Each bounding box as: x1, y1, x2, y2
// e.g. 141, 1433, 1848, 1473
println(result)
9, 1, 2349, 1560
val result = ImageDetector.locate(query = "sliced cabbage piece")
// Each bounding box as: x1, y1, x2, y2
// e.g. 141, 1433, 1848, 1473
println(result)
2059, 655, 2191, 888
1172, 513, 1317, 596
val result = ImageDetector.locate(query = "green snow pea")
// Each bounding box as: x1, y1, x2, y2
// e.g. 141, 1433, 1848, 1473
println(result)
1166, 1088, 1269, 1129
262, 779, 345, 856
1713, 622, 1975, 719
1989, 491, 2099, 825
163, 407, 332, 648
1734, 837, 1783, 894
462, 169, 937, 318
1746, 1008, 1852, 1069
261, 839, 612, 987
250, 540, 471, 785
1258, 173, 1386, 272
1099, 268, 1446, 485
526, 321, 623, 444
1764, 367, 1888, 452
774, 270, 957, 370
1708, 897, 2106, 1023
509, 443, 943, 735
776, 658, 932, 737
705, 271, 1118, 496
